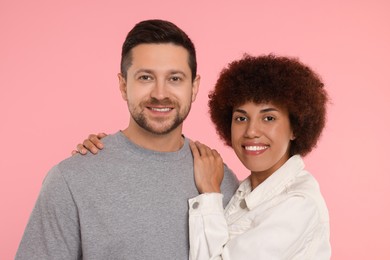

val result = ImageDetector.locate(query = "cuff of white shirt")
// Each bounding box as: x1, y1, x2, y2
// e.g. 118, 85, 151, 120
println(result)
189, 193, 224, 215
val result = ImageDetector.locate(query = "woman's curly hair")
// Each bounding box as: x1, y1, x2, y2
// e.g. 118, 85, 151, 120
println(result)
208, 54, 328, 157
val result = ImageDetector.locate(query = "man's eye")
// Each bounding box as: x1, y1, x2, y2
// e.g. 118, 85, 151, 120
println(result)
139, 75, 152, 81
170, 76, 182, 82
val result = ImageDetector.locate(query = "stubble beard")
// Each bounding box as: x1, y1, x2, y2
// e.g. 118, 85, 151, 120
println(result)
130, 99, 191, 135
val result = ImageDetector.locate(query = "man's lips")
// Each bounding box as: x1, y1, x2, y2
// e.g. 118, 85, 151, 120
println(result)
148, 107, 173, 112
145, 98, 175, 113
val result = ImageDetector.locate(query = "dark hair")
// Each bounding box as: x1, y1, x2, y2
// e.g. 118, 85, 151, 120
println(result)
209, 54, 328, 157
120, 19, 197, 81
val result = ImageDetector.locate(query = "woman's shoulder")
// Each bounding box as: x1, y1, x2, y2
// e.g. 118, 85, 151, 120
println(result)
286, 170, 329, 222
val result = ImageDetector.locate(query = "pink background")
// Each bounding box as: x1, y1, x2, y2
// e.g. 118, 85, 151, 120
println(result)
1, 0, 389, 259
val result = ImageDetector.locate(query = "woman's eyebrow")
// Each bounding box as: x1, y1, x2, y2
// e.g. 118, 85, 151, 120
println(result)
260, 107, 279, 113
233, 107, 279, 114
233, 108, 247, 114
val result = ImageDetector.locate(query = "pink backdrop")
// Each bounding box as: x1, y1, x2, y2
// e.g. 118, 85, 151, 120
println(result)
1, 0, 389, 259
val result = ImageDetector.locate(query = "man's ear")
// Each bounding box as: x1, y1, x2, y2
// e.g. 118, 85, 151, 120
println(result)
118, 73, 128, 101
191, 75, 201, 103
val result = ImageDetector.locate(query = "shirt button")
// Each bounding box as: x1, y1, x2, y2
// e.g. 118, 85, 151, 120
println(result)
192, 202, 199, 209
240, 199, 247, 209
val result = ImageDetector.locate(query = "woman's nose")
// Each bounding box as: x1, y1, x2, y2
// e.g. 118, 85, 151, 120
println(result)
245, 121, 262, 138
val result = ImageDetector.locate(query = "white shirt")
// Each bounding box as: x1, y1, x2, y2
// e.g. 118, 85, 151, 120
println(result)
189, 155, 331, 260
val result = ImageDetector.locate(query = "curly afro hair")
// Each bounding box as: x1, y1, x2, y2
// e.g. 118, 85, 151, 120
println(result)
208, 54, 328, 157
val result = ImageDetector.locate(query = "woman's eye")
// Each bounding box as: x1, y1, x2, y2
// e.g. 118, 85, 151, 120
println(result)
264, 116, 275, 121
235, 116, 247, 122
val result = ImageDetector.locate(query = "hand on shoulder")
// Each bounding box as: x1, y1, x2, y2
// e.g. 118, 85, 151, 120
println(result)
189, 141, 224, 194
71, 132, 107, 155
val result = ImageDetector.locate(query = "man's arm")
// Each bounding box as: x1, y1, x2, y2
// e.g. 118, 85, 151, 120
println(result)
16, 166, 81, 259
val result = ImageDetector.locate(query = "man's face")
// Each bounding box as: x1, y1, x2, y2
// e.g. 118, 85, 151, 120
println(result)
119, 43, 199, 135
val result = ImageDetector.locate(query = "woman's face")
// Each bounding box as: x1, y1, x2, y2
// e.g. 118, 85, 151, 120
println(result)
231, 101, 295, 177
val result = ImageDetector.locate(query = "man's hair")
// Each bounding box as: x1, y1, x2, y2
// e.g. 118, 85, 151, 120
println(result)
120, 19, 197, 81
209, 54, 329, 157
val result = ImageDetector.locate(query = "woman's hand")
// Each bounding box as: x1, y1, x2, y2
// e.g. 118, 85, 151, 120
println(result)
189, 141, 224, 194
71, 132, 107, 155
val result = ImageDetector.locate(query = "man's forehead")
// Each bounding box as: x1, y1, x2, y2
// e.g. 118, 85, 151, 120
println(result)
131, 43, 189, 57
128, 43, 191, 73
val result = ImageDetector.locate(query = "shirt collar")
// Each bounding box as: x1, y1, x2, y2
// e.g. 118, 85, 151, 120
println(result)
238, 155, 305, 210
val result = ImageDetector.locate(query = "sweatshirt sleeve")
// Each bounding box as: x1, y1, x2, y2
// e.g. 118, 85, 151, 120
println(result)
188, 193, 228, 260
220, 165, 239, 207
15, 165, 81, 260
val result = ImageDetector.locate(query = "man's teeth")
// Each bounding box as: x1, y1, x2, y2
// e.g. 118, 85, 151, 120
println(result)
245, 145, 268, 151
151, 107, 171, 112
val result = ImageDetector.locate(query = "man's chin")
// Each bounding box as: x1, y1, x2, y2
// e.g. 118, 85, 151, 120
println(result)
141, 121, 179, 135
132, 114, 184, 135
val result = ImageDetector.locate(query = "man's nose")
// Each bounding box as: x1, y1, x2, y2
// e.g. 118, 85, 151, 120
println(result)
150, 79, 168, 100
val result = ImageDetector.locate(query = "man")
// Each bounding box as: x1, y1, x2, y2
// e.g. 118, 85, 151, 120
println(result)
16, 19, 238, 259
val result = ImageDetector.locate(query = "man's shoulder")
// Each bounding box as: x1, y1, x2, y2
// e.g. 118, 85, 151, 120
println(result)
55, 133, 125, 176
222, 163, 239, 183
220, 164, 239, 204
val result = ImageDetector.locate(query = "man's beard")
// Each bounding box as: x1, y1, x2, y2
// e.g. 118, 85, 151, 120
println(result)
130, 98, 191, 135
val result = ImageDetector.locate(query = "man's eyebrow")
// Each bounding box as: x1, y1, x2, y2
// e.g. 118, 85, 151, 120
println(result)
134, 69, 187, 77
134, 69, 153, 74
169, 70, 187, 77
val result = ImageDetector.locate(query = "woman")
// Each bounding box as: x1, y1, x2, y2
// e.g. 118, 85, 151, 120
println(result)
75, 54, 331, 259
188, 54, 330, 259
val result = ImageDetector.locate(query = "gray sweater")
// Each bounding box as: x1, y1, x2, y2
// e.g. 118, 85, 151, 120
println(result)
16, 132, 239, 260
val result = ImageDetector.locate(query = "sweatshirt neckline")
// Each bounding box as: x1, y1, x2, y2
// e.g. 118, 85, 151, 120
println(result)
114, 131, 191, 161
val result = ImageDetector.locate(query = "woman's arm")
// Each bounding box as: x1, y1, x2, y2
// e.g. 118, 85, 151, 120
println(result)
71, 132, 107, 155
188, 141, 228, 260
189, 141, 224, 193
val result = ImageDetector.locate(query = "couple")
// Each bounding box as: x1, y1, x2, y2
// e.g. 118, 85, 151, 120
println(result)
17, 19, 330, 259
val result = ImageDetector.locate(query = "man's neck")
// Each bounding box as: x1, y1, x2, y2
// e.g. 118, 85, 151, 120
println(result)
122, 123, 185, 152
